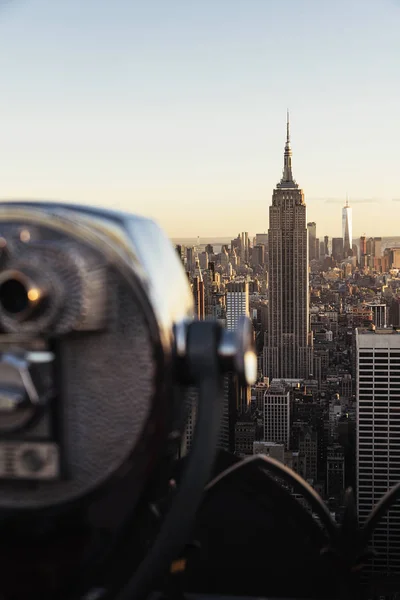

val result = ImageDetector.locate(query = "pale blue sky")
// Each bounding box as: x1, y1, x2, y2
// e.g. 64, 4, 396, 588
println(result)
0, 0, 399, 239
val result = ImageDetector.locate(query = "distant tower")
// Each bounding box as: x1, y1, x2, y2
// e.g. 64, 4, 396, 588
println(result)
360, 234, 367, 268
265, 112, 313, 379
307, 222, 317, 261
332, 237, 344, 262
324, 235, 329, 257
342, 197, 353, 258
192, 260, 205, 320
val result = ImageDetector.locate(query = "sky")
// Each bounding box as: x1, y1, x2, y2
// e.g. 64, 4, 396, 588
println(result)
0, 0, 399, 240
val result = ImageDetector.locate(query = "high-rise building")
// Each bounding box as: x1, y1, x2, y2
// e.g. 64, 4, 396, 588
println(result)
374, 237, 382, 272
251, 244, 265, 268
298, 428, 318, 482
186, 247, 196, 272
332, 237, 344, 262
356, 327, 400, 577
360, 235, 367, 269
315, 237, 320, 260
255, 233, 268, 265
324, 236, 329, 257
342, 199, 353, 257
240, 232, 249, 263
383, 247, 400, 271
199, 251, 208, 270
265, 113, 313, 379
359, 235, 367, 256
223, 281, 250, 448
192, 260, 205, 320
307, 222, 317, 261
263, 380, 291, 450
226, 281, 249, 331
365, 237, 383, 271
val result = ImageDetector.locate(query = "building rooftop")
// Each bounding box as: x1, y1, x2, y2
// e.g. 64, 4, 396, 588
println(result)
254, 441, 283, 448
357, 326, 400, 335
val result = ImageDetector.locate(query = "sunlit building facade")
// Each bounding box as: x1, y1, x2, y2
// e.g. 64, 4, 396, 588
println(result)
357, 328, 400, 580
264, 113, 313, 379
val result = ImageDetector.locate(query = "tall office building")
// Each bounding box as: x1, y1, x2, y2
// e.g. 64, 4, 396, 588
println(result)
265, 113, 312, 379
186, 247, 196, 272
307, 222, 317, 261
255, 233, 268, 265
357, 328, 400, 578
263, 379, 291, 450
332, 237, 344, 262
383, 248, 400, 271
342, 199, 353, 258
360, 235, 367, 268
226, 281, 249, 331
365, 237, 383, 271
252, 245, 265, 268
315, 237, 320, 260
239, 232, 249, 263
324, 235, 329, 257
222, 281, 251, 448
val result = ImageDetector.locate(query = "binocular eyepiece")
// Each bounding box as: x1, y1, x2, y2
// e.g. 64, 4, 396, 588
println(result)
0, 269, 48, 321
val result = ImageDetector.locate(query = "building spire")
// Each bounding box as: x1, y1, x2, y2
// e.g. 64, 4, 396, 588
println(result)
286, 109, 290, 144
278, 110, 297, 188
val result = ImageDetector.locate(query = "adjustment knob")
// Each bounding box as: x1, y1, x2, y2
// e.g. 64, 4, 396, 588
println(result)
174, 316, 257, 386
20, 448, 46, 473
218, 316, 257, 386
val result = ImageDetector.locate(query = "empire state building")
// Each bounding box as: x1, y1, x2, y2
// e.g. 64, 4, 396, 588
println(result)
264, 114, 313, 379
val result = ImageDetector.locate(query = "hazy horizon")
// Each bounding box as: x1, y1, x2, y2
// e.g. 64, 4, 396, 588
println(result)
0, 0, 399, 238
172, 235, 400, 248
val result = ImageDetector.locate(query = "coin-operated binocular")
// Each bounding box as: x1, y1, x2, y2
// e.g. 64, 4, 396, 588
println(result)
0, 202, 256, 600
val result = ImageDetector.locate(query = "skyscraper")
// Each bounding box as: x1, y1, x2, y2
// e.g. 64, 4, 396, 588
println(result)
226, 281, 249, 331
332, 237, 344, 262
307, 222, 317, 261
264, 113, 313, 379
356, 327, 400, 578
263, 380, 291, 450
360, 235, 367, 269
324, 235, 329, 257
342, 199, 353, 258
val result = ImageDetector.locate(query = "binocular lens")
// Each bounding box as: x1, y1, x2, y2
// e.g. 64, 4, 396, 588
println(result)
0, 278, 30, 315
0, 271, 45, 321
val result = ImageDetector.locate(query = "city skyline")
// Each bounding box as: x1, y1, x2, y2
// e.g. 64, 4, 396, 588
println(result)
0, 0, 399, 238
